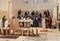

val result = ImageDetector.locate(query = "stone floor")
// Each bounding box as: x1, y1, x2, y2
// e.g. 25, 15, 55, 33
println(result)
0, 29, 60, 41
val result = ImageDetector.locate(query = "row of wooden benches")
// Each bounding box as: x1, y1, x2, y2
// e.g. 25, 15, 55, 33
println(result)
0, 28, 48, 36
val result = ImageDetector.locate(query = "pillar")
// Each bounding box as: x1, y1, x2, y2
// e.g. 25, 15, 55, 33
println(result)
8, 0, 12, 19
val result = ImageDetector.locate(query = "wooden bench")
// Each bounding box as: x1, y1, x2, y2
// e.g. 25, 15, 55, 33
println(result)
21, 29, 39, 36
1, 28, 10, 35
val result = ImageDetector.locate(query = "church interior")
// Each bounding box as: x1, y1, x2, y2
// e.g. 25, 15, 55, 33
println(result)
0, 0, 60, 41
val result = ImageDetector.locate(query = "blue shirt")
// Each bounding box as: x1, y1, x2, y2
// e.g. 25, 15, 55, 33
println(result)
17, 15, 21, 19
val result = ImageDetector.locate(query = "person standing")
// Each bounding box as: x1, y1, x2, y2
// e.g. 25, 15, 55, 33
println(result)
17, 9, 22, 19
9, 17, 20, 34
39, 13, 42, 27
42, 15, 46, 29
48, 16, 52, 28
47, 10, 50, 17
31, 11, 35, 16
2, 16, 6, 28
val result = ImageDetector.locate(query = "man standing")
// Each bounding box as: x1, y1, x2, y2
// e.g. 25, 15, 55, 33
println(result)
2, 16, 6, 28
17, 9, 22, 19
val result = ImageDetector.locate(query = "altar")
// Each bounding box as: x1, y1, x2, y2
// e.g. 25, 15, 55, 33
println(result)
19, 19, 33, 28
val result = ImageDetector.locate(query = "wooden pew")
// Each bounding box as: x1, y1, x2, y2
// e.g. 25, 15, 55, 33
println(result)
21, 28, 39, 36
2, 28, 10, 35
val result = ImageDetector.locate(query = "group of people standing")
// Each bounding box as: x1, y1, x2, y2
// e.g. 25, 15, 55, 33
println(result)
17, 9, 52, 28
17, 10, 42, 27
1, 9, 52, 29
44, 10, 52, 28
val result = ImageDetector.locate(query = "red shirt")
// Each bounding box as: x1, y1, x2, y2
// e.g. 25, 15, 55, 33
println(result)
48, 18, 52, 25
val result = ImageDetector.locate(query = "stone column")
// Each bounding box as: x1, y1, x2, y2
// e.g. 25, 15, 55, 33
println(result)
52, 6, 57, 29
8, 0, 12, 19
53, 6, 57, 21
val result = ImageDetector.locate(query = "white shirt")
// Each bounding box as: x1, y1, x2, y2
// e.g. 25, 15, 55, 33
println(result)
4, 20, 8, 28
29, 19, 33, 25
